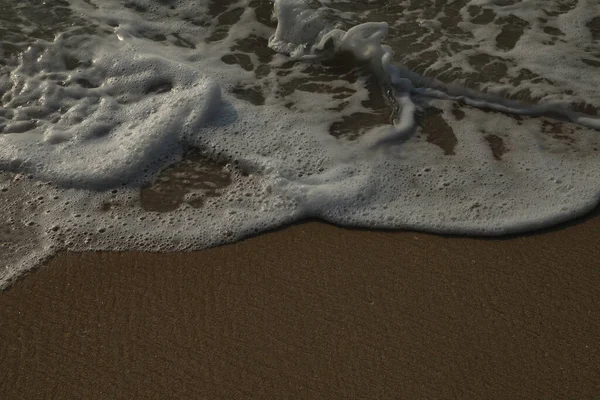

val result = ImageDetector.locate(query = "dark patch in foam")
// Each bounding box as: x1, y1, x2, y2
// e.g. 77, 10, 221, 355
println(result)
141, 149, 232, 213
221, 54, 254, 71
418, 107, 457, 156
64, 54, 90, 71
207, 0, 238, 17
205, 2, 245, 43
330, 112, 389, 140
543, 26, 563, 36
124, 2, 148, 13
230, 84, 265, 106
156, 0, 177, 10
581, 58, 600, 68
249, 0, 278, 28
255, 64, 271, 79
468, 53, 509, 82
232, 36, 275, 64
484, 134, 507, 160
589, 17, 600, 41
76, 78, 98, 89
469, 7, 496, 25
88, 124, 112, 139
495, 15, 529, 51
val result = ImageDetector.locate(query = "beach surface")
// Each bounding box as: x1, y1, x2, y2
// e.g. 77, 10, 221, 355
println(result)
1, 218, 599, 399
2, 1, 600, 398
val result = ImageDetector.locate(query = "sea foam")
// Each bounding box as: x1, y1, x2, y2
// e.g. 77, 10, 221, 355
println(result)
1, 0, 600, 288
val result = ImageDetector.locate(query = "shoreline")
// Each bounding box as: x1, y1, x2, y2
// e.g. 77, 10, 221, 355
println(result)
3, 199, 600, 292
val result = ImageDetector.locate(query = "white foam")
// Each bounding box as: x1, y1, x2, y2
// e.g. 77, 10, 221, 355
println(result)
1, 36, 227, 187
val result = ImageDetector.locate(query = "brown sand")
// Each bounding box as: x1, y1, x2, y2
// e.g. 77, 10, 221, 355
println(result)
1, 219, 599, 399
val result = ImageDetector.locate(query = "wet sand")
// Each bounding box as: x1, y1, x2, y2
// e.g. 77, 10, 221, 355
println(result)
1, 218, 599, 399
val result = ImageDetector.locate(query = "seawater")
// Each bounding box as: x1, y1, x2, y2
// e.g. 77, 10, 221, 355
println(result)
1, 0, 600, 288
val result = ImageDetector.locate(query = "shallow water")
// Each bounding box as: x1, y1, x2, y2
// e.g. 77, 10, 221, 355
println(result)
1, 0, 600, 287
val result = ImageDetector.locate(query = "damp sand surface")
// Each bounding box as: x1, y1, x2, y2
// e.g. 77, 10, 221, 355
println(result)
1, 218, 600, 399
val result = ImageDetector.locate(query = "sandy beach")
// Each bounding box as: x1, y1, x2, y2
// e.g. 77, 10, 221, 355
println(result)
1, 217, 599, 399
2, 1, 600, 398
